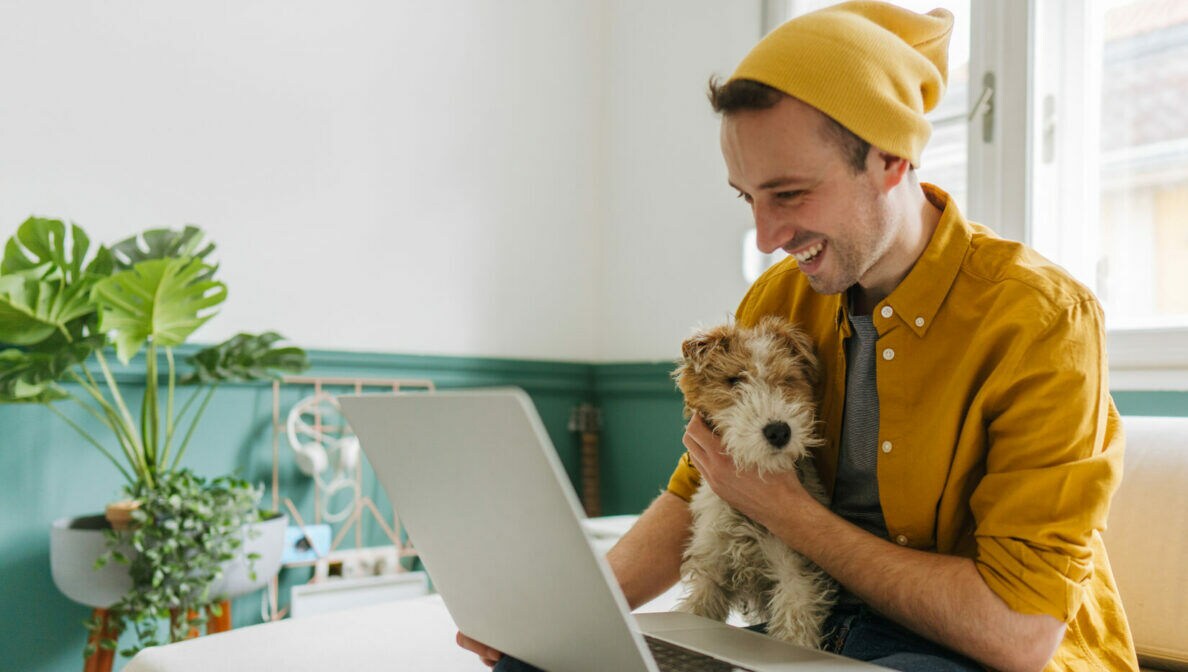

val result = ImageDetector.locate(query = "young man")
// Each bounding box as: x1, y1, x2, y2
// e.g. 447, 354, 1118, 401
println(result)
461, 2, 1139, 670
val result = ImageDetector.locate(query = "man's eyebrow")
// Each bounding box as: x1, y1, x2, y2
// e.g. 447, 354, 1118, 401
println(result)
728, 176, 812, 192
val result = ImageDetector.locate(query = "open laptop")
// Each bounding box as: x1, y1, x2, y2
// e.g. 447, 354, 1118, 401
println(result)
338, 388, 883, 671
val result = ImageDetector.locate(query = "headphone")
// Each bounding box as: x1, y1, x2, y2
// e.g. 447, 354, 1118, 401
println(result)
286, 392, 362, 522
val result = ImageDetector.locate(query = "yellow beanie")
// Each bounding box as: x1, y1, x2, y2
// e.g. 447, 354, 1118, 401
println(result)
730, 1, 953, 167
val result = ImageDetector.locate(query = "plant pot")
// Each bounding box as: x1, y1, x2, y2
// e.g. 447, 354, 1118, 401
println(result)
209, 512, 288, 597
50, 511, 289, 609
50, 514, 134, 608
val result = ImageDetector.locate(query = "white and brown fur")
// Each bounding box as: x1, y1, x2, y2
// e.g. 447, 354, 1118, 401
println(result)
673, 316, 835, 647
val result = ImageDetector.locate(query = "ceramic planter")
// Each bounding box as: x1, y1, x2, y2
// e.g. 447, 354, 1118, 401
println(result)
50, 512, 289, 609
50, 514, 134, 608
210, 512, 289, 597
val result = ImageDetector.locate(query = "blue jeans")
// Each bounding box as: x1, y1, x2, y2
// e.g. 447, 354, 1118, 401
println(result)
492, 604, 984, 671
820, 604, 984, 671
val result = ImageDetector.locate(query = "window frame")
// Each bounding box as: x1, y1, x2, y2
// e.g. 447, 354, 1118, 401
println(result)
769, 0, 1188, 390
977, 0, 1188, 390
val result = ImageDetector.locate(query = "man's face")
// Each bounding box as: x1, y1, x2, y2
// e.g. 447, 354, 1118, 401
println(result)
721, 96, 899, 297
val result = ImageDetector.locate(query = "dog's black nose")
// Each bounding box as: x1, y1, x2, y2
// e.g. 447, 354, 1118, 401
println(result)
763, 421, 792, 448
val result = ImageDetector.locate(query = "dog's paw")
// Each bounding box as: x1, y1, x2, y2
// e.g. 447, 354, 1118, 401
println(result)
675, 586, 732, 622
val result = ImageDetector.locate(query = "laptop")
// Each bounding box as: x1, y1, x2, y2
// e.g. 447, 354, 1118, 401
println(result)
338, 388, 883, 671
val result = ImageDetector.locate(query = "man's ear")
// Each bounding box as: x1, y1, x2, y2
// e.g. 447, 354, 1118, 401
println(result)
874, 150, 911, 191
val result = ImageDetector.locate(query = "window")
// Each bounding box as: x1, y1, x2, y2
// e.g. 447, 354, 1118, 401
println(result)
1035, 0, 1188, 329
746, 0, 1188, 387
1030, 0, 1188, 386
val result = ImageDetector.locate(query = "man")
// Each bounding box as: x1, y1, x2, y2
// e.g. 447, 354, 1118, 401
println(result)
461, 2, 1139, 670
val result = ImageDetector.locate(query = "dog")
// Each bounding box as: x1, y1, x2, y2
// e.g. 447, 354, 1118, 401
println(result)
672, 315, 835, 648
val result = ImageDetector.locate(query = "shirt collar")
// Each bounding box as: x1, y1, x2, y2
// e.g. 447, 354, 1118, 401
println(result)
833, 291, 850, 335
881, 183, 972, 338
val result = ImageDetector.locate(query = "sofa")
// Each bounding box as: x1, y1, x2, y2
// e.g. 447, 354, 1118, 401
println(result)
1099, 416, 1187, 671
126, 415, 1188, 671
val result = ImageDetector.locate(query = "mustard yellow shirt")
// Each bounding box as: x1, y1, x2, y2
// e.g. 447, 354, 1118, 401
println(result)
667, 185, 1138, 671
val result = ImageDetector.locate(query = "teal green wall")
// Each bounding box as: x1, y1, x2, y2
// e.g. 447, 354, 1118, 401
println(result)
1, 348, 1185, 672
1113, 390, 1188, 417
0, 347, 635, 672
594, 363, 687, 513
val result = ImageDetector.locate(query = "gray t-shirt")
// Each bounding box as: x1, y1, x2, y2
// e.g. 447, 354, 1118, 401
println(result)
830, 312, 890, 606
832, 312, 890, 539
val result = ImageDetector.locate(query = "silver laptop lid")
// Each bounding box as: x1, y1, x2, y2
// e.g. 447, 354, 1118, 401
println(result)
339, 388, 659, 672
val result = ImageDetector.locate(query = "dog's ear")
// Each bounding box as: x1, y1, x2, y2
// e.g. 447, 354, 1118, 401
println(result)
681, 327, 733, 367
764, 317, 820, 387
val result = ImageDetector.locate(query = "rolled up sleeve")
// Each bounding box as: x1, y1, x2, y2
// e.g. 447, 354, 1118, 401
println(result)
666, 452, 702, 502
972, 298, 1124, 622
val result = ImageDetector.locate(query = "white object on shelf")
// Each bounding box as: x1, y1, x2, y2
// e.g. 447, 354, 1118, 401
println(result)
289, 571, 431, 619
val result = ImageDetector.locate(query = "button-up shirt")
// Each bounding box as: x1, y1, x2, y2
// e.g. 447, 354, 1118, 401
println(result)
667, 184, 1138, 671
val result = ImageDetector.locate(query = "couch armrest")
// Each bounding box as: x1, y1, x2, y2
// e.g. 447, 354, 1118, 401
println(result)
1105, 417, 1188, 671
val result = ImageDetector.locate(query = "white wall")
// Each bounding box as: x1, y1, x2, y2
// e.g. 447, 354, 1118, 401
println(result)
599, 1, 760, 361
0, 1, 760, 362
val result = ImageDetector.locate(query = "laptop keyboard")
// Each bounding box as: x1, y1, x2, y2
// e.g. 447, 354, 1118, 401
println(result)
644, 635, 757, 672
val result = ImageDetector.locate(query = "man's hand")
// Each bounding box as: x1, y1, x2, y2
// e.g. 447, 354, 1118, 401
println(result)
682, 413, 810, 530
456, 631, 502, 668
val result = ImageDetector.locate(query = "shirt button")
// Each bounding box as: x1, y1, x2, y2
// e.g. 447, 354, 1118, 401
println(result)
896, 535, 909, 546
882, 441, 893, 453
915, 317, 925, 327
880, 306, 894, 319
882, 348, 895, 361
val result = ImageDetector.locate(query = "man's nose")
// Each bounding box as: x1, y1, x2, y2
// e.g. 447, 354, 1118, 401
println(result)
753, 203, 794, 254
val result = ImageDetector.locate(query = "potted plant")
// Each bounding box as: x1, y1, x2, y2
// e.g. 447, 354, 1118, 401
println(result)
0, 216, 309, 657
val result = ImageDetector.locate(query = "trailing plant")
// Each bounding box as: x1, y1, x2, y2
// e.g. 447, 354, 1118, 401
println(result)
89, 469, 264, 657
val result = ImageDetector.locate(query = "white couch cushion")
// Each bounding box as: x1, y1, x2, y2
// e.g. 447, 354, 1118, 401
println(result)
1105, 417, 1188, 671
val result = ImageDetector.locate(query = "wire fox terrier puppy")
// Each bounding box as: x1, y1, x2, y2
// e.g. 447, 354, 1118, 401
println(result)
673, 316, 835, 648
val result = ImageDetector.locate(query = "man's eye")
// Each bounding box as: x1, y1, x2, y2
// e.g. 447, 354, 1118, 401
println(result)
776, 190, 804, 200
735, 191, 753, 204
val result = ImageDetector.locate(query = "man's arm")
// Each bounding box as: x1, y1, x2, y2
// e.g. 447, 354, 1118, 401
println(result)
458, 490, 692, 664
684, 414, 1066, 672
606, 491, 692, 609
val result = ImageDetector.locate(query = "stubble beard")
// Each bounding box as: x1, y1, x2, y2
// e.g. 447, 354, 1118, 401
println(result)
804, 192, 896, 297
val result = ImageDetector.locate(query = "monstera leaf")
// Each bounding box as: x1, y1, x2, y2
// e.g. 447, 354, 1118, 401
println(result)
0, 218, 111, 346
110, 227, 216, 279
184, 331, 309, 384
0, 271, 98, 346
91, 258, 227, 364
0, 332, 100, 402
2, 216, 112, 281
0, 348, 67, 402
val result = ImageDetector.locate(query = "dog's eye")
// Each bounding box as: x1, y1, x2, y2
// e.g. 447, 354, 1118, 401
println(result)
726, 376, 743, 387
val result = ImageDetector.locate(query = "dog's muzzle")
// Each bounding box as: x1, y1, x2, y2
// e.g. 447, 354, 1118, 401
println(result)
763, 421, 792, 449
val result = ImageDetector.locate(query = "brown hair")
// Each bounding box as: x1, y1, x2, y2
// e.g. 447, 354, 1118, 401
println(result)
707, 76, 871, 174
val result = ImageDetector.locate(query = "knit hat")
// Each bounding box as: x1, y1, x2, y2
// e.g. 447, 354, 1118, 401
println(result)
730, 1, 954, 167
